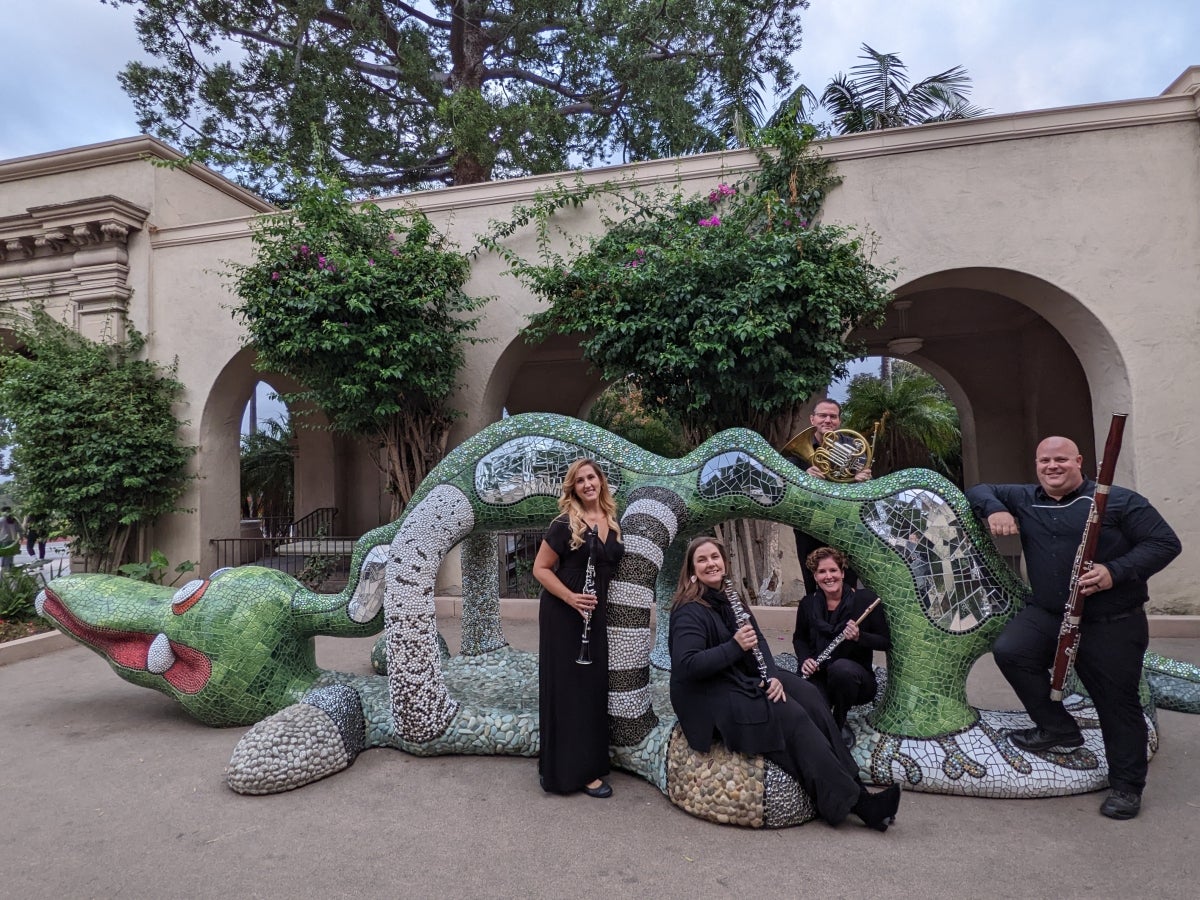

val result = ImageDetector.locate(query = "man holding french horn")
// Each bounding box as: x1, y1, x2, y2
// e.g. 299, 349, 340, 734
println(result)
782, 399, 872, 596
967, 435, 1180, 821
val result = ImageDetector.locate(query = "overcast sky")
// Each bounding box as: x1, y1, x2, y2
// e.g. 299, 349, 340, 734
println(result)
2, 0, 1198, 163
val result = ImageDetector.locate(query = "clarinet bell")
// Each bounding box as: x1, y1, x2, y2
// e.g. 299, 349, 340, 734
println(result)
575, 632, 592, 665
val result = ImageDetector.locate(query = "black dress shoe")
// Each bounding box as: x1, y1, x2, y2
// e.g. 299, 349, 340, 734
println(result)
1009, 726, 1084, 753
583, 780, 613, 798
1099, 789, 1141, 820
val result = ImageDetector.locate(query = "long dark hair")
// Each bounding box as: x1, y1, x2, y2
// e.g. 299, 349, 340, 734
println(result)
671, 536, 729, 611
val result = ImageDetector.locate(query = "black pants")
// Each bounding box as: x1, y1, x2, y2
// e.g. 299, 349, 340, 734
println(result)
765, 670, 862, 825
793, 529, 858, 595
992, 604, 1149, 794
808, 659, 876, 727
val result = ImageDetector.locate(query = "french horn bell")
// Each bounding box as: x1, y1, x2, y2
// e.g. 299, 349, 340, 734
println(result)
780, 425, 875, 483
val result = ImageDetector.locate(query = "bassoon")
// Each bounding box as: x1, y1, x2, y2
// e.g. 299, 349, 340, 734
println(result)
1049, 413, 1128, 701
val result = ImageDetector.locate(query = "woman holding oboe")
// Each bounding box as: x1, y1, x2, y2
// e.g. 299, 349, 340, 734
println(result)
532, 458, 623, 798
793, 547, 892, 747
669, 536, 900, 830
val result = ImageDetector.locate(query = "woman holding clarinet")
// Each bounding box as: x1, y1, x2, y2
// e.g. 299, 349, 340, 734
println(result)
793, 546, 892, 747
532, 458, 623, 798
669, 536, 901, 830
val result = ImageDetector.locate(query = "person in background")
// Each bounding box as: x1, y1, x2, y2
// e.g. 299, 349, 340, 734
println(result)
967, 435, 1181, 821
784, 399, 868, 595
23, 513, 46, 560
0, 506, 21, 571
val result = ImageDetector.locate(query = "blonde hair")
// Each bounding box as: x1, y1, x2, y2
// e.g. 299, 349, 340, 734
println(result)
557, 458, 621, 550
671, 536, 728, 610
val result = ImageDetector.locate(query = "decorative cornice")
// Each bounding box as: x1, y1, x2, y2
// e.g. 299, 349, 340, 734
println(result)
0, 196, 149, 264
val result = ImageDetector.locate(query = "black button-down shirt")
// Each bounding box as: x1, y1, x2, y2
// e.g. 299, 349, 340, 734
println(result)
966, 478, 1181, 619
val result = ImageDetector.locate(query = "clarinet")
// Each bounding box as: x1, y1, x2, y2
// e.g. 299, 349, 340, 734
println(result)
1049, 413, 1127, 700
722, 577, 770, 688
803, 597, 882, 679
575, 526, 599, 666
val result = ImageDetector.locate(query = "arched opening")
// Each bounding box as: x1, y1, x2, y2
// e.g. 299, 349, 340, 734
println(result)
481, 332, 607, 422
849, 267, 1131, 486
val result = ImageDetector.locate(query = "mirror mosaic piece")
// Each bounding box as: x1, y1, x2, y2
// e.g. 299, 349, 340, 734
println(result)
862, 488, 1012, 633
474, 436, 622, 505
697, 451, 785, 507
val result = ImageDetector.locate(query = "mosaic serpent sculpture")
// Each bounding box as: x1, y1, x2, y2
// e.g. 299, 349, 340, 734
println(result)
38, 414, 1200, 828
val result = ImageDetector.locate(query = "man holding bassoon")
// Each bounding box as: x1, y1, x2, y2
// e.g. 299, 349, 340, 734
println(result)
967, 429, 1180, 820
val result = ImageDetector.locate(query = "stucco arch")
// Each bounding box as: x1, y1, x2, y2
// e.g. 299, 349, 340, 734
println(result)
480, 330, 606, 421
852, 266, 1132, 487
197, 347, 342, 566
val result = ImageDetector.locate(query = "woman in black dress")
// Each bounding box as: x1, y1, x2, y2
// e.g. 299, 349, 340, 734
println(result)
669, 536, 900, 830
793, 547, 891, 745
532, 458, 623, 797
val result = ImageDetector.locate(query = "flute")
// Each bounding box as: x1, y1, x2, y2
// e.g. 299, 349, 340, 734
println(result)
1049, 414, 1127, 700
723, 577, 770, 688
575, 526, 599, 666
803, 597, 882, 678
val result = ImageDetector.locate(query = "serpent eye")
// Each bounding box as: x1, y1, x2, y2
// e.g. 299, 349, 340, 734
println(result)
172, 579, 209, 615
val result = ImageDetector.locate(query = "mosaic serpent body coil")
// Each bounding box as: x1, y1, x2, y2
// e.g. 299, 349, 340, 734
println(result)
39, 414, 1200, 827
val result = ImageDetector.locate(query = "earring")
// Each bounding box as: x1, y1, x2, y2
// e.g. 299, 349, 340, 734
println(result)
690, 575, 697, 584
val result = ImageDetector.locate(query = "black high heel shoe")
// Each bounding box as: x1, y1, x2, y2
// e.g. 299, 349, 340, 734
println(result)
852, 784, 901, 831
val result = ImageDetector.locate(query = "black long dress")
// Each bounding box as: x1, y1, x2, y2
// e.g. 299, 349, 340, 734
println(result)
538, 515, 624, 793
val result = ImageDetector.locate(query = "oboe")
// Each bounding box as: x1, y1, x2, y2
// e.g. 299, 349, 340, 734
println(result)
575, 526, 599, 666
1049, 413, 1127, 700
803, 597, 882, 679
723, 577, 770, 688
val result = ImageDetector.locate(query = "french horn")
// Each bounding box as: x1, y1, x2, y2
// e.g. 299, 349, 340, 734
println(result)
780, 419, 883, 483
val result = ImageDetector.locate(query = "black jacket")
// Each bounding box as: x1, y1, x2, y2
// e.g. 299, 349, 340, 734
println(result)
792, 587, 890, 671
967, 478, 1181, 619
669, 588, 784, 756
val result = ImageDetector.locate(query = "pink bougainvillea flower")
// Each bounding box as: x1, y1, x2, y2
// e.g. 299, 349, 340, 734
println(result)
698, 215, 721, 227
299, 244, 310, 256
271, 271, 280, 281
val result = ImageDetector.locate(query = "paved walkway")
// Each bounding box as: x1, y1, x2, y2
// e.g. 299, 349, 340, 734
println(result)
2, 618, 1198, 899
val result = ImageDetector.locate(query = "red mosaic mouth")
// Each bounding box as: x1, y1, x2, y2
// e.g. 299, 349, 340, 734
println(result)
42, 590, 212, 694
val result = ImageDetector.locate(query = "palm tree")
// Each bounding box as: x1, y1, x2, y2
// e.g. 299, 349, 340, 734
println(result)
822, 44, 987, 135
842, 362, 962, 483
240, 417, 295, 528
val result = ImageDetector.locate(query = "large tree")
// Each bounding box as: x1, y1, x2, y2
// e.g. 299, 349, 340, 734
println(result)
821, 44, 986, 134
106, 0, 807, 194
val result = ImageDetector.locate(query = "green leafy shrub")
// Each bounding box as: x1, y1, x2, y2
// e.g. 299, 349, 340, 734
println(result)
117, 549, 198, 587
0, 308, 196, 573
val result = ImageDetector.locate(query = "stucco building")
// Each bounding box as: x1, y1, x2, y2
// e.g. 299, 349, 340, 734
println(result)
2, 67, 1198, 611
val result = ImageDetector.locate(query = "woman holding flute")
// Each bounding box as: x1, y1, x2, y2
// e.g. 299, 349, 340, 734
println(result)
669, 536, 901, 830
793, 546, 892, 747
532, 458, 623, 798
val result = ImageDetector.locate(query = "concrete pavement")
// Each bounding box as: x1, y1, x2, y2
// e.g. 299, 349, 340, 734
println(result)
2, 616, 1198, 899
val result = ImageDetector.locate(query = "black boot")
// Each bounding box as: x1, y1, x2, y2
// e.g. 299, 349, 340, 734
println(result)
852, 784, 901, 831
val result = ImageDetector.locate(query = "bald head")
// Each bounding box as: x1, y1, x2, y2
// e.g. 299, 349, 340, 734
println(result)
1035, 436, 1085, 499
